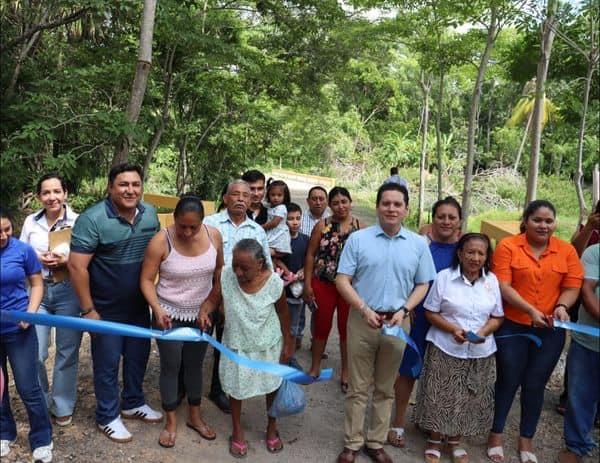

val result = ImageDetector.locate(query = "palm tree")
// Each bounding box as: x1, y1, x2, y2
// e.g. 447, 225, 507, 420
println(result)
506, 78, 559, 173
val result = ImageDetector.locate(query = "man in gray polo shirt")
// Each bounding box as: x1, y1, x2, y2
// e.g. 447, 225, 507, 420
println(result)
68, 163, 162, 443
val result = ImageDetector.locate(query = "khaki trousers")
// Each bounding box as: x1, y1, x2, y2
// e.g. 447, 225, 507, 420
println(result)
344, 309, 409, 450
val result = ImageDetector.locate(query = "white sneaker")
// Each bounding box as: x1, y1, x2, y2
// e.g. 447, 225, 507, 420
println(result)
1, 439, 15, 458
97, 417, 132, 443
32, 441, 53, 463
121, 404, 163, 423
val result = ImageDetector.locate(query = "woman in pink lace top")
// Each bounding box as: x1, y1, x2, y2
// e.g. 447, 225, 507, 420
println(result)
140, 195, 224, 449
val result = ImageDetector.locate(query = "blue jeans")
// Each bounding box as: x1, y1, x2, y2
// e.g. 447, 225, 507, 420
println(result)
564, 339, 599, 456
288, 299, 304, 339
91, 331, 150, 425
36, 280, 82, 417
0, 327, 52, 451
492, 319, 565, 438
298, 302, 306, 339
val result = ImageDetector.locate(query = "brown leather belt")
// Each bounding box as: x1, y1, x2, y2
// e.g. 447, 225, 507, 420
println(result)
373, 310, 398, 321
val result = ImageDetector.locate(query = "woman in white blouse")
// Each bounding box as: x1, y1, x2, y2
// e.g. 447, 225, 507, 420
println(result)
20, 173, 80, 427
414, 233, 504, 463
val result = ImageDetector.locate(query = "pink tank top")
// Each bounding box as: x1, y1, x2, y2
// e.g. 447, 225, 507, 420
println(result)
156, 227, 217, 321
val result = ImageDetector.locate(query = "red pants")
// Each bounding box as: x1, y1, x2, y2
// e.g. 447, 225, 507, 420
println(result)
312, 277, 349, 342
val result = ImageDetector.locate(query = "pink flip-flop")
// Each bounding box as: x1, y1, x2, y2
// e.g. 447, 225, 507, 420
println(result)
266, 431, 283, 453
229, 436, 248, 459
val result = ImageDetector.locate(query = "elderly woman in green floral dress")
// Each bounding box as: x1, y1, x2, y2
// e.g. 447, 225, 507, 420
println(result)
199, 238, 294, 459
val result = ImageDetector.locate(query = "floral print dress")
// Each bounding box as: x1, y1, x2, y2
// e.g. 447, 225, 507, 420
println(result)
314, 217, 360, 282
219, 266, 284, 400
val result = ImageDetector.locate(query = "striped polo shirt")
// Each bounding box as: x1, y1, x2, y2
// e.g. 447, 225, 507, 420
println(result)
70, 198, 159, 324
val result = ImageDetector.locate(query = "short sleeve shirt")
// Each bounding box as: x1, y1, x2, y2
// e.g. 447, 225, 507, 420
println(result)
0, 238, 42, 334
492, 233, 584, 325
70, 199, 159, 324
203, 210, 273, 268
337, 224, 437, 311
424, 267, 504, 358
221, 266, 284, 351
572, 244, 599, 352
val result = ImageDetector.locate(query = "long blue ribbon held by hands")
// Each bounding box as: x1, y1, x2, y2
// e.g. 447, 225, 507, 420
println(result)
554, 320, 600, 338
0, 310, 332, 385
381, 324, 423, 377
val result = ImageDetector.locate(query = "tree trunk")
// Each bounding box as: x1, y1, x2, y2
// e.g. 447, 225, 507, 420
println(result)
513, 110, 533, 173
485, 79, 497, 154
574, 57, 595, 226
177, 135, 189, 195
112, 0, 157, 167
462, 6, 498, 232
525, 0, 558, 204
435, 70, 445, 200
3, 9, 49, 103
418, 72, 431, 228
143, 46, 176, 180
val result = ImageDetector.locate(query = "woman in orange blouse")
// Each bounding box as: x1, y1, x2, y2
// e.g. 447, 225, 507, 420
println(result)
486, 200, 583, 463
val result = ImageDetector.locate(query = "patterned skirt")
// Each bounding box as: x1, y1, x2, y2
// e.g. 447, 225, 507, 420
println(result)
413, 343, 496, 436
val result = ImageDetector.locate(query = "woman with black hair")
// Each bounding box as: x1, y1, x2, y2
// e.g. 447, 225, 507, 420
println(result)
303, 186, 362, 393
1, 207, 54, 462
414, 233, 504, 463
487, 200, 583, 463
19, 173, 80, 427
140, 195, 224, 448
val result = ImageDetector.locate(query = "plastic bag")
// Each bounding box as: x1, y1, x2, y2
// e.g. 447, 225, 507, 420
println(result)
289, 281, 304, 298
267, 380, 306, 418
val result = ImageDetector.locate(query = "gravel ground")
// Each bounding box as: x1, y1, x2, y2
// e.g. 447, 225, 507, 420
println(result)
3, 331, 598, 463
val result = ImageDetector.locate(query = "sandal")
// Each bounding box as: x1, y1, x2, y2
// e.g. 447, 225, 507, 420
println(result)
448, 441, 468, 463
158, 429, 176, 448
519, 450, 538, 463
386, 427, 405, 448
266, 431, 284, 453
186, 421, 216, 441
340, 381, 348, 394
229, 436, 248, 459
425, 439, 442, 463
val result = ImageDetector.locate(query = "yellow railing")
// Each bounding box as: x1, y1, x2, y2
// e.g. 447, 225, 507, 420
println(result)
143, 193, 215, 229
271, 168, 336, 189
480, 220, 521, 244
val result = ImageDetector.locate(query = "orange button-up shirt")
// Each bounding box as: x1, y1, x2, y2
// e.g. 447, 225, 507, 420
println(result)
492, 233, 583, 325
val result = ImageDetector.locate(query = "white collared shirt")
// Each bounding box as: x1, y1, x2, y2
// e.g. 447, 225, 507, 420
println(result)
203, 209, 272, 267
424, 267, 504, 359
19, 205, 78, 278
300, 209, 331, 237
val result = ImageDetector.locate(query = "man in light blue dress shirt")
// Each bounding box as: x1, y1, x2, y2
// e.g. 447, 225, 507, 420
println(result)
335, 183, 436, 463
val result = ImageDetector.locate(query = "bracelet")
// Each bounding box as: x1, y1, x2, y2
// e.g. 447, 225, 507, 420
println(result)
554, 303, 568, 311
80, 307, 95, 317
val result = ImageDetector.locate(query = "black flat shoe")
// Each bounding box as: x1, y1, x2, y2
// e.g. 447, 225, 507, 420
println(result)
208, 393, 231, 414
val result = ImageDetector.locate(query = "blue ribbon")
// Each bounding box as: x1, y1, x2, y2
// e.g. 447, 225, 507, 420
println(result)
0, 310, 332, 385
381, 324, 422, 377
554, 320, 600, 338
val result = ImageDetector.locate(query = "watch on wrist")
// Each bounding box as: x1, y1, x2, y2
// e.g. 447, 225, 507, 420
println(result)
400, 305, 410, 315
554, 303, 568, 312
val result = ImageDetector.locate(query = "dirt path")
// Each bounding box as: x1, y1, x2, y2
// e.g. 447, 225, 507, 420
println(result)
4, 176, 598, 463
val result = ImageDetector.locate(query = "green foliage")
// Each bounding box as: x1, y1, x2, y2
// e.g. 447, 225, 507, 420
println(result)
0, 0, 597, 227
